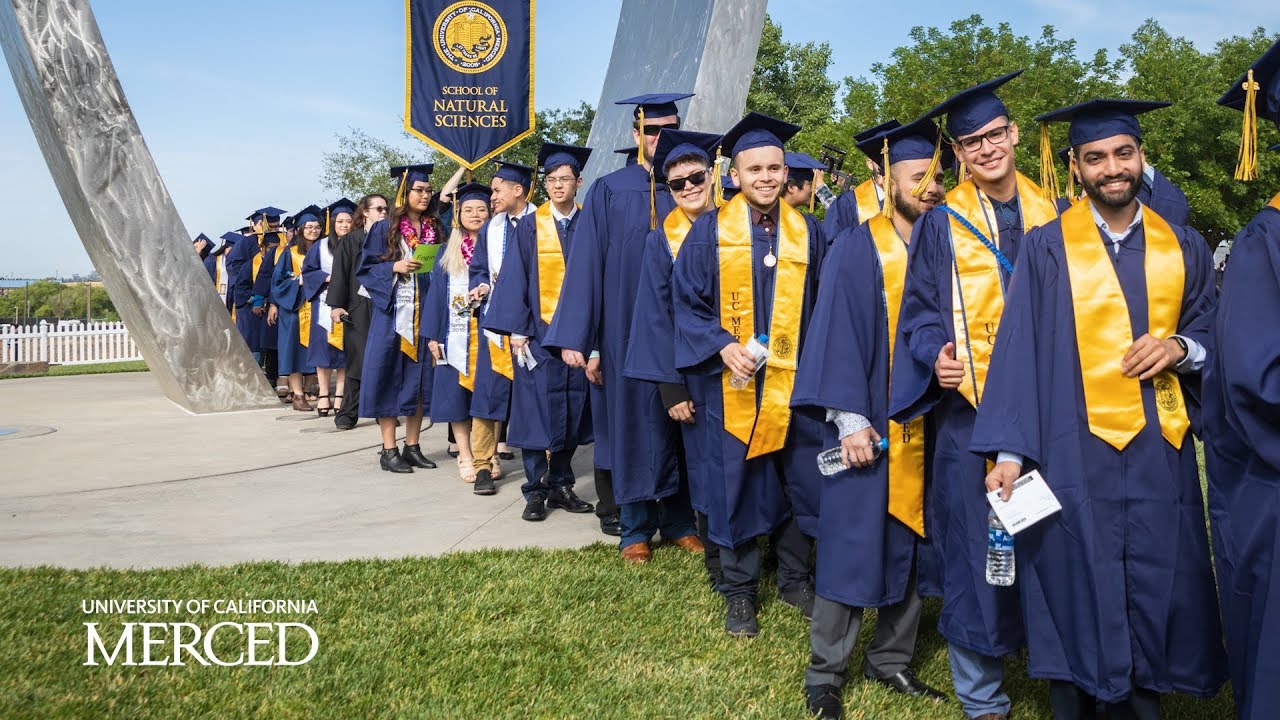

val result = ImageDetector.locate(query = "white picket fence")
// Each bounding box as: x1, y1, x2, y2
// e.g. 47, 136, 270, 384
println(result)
0, 321, 142, 366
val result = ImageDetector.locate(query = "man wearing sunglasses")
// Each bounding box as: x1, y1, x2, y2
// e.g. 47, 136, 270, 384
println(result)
889, 71, 1059, 720
544, 92, 689, 538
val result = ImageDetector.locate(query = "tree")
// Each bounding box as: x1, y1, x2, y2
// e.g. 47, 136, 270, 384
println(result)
0, 280, 118, 323
746, 15, 840, 156
320, 102, 595, 204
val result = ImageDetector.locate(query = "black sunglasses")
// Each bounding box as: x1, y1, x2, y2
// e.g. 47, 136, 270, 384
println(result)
667, 170, 708, 192
640, 123, 680, 136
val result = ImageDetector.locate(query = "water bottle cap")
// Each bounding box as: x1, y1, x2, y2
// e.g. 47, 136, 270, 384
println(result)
876, 437, 888, 450
758, 334, 768, 342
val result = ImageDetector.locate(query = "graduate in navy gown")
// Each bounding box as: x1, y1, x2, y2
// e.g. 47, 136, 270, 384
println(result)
1205, 40, 1280, 720
467, 160, 536, 483
255, 219, 288, 386
889, 72, 1059, 720
672, 112, 827, 638
271, 205, 321, 412
1138, 163, 1191, 227
793, 118, 952, 719
542, 92, 687, 538
973, 99, 1226, 718
821, 120, 899, 238
781, 151, 827, 215
302, 199, 355, 417
228, 207, 286, 390
206, 232, 239, 313
424, 182, 495, 490
483, 144, 597, 518
358, 164, 441, 474
619, 129, 724, 564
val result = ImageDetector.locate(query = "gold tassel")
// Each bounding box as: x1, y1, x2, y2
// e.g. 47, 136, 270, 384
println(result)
958, 161, 967, 183
325, 208, 332, 237
909, 127, 944, 199
713, 149, 725, 208
1235, 69, 1260, 182
881, 138, 894, 221
395, 173, 408, 209
809, 180, 816, 213
1066, 148, 1076, 200
636, 107, 647, 164
648, 166, 657, 230
1038, 121, 1061, 200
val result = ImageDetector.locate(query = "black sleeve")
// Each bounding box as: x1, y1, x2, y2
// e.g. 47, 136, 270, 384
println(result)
658, 382, 691, 409
328, 238, 355, 308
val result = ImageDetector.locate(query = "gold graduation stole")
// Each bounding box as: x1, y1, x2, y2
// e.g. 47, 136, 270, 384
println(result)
489, 336, 514, 379
947, 173, 1058, 407
458, 315, 480, 392
1062, 202, 1189, 450
535, 203, 579, 325
289, 248, 311, 347
868, 215, 927, 536
853, 179, 883, 225
251, 247, 265, 284
327, 313, 344, 350
1269, 192, 1280, 212
718, 194, 810, 459
663, 206, 694, 259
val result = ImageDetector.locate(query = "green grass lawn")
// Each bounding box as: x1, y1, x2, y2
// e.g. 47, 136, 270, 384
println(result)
0, 360, 148, 380
0, 546, 1236, 719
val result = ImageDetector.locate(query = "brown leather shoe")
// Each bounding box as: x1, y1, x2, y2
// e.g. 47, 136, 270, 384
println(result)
670, 535, 705, 553
291, 394, 313, 412
621, 542, 651, 564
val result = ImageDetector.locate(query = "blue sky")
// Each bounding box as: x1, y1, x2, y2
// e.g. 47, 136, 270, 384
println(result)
1, 0, 1275, 277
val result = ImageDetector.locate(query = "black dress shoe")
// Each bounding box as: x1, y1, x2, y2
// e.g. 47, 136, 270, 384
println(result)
379, 447, 413, 473
522, 495, 547, 521
545, 486, 593, 513
473, 469, 496, 496
599, 513, 621, 536
805, 684, 843, 720
498, 450, 515, 460
401, 443, 437, 469
779, 584, 816, 620
864, 668, 947, 701
724, 596, 759, 637
334, 417, 356, 431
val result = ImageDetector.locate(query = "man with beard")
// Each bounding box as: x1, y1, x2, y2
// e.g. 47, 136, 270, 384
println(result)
794, 117, 950, 719
972, 99, 1225, 719
822, 121, 901, 237
890, 72, 1059, 720
672, 112, 827, 637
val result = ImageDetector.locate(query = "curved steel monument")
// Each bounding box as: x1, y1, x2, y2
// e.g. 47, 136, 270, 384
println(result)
0, 0, 764, 413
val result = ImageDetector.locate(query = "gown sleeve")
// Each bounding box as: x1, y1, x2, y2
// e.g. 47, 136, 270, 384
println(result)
301, 241, 326, 302
672, 213, 736, 374
482, 216, 538, 338
624, 228, 681, 384
889, 209, 952, 422
356, 220, 397, 312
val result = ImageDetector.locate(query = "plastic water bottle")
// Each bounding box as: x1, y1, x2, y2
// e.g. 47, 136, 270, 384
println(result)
816, 437, 889, 475
729, 334, 769, 390
985, 509, 1015, 586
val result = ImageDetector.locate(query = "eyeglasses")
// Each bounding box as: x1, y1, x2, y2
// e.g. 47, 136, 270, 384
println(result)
954, 124, 1011, 153
639, 123, 680, 136
369, 205, 388, 213
544, 175, 576, 187
667, 170, 708, 192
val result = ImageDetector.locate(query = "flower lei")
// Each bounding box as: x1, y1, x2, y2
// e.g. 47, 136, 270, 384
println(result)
461, 233, 476, 266
399, 215, 438, 250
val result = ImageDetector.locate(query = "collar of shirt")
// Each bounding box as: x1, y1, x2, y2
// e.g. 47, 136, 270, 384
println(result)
749, 203, 780, 232
874, 182, 885, 203
550, 205, 576, 223
1142, 162, 1155, 186
1089, 199, 1144, 248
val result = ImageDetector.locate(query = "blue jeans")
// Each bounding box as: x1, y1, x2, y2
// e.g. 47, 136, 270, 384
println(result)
619, 482, 697, 549
948, 644, 1011, 719
521, 448, 576, 500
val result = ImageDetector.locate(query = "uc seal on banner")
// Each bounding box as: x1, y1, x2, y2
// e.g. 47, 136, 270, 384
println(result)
433, 2, 507, 74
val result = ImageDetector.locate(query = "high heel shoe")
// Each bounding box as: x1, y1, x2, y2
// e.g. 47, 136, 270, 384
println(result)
316, 395, 332, 417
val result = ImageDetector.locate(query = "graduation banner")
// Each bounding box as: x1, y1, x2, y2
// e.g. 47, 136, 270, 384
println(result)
405, 0, 535, 168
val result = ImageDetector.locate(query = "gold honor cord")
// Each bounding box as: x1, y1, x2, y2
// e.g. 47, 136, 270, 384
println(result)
947, 174, 1058, 408
1061, 203, 1189, 450
868, 215, 927, 536
459, 315, 480, 392
853, 178, 883, 224
717, 195, 810, 459
290, 248, 312, 348
663, 207, 693, 260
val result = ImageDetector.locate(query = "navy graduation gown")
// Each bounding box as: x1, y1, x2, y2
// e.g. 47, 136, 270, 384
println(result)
270, 246, 314, 376
888, 205, 1025, 657
227, 234, 271, 352
1138, 166, 1191, 228
542, 164, 676, 492
970, 212, 1226, 702
482, 210, 592, 452
203, 253, 217, 283
421, 259, 473, 424
301, 240, 346, 370
255, 243, 284, 352
821, 188, 863, 239
791, 222, 930, 608
1203, 203, 1280, 720
355, 219, 432, 418
623, 221, 702, 510
468, 216, 518, 422
671, 207, 827, 548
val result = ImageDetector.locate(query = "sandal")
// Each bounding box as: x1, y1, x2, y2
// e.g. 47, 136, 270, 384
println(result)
316, 396, 332, 417
490, 455, 503, 480
448, 443, 460, 458
332, 393, 343, 411
458, 457, 477, 484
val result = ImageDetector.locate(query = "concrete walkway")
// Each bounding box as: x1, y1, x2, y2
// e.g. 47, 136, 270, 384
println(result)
0, 372, 607, 569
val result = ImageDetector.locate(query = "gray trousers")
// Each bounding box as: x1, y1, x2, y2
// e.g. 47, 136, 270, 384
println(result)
805, 567, 924, 688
